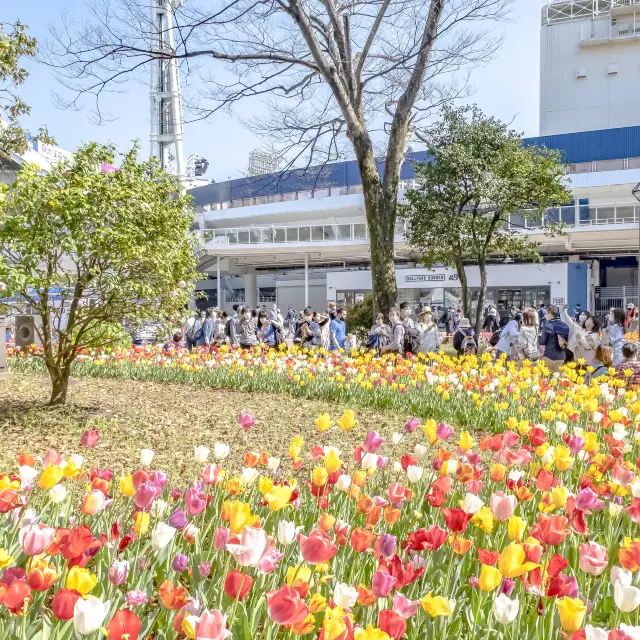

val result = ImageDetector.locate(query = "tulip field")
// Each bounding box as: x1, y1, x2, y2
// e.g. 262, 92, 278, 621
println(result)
1, 346, 640, 639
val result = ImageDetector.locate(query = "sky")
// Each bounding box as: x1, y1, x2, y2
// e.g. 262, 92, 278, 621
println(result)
6, 0, 543, 183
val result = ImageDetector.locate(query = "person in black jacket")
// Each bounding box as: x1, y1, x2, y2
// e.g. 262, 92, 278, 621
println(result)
453, 318, 477, 355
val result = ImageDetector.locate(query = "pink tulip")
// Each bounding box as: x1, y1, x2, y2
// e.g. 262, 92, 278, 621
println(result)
392, 594, 419, 618
214, 528, 230, 550
226, 527, 276, 567
195, 609, 231, 640
134, 482, 157, 510
579, 542, 608, 576
80, 430, 100, 447
372, 571, 397, 597
126, 590, 148, 606
575, 487, 605, 512
258, 549, 284, 574
567, 435, 585, 455
466, 480, 483, 495
502, 431, 520, 448
436, 423, 455, 440
201, 464, 224, 485
19, 524, 55, 556
377, 456, 389, 469
238, 412, 256, 431
363, 431, 385, 454
185, 486, 207, 517
43, 450, 64, 467
404, 419, 420, 433
490, 492, 517, 521
612, 464, 635, 487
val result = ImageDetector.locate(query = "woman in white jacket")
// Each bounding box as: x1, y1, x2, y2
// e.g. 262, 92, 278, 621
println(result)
561, 307, 600, 365
418, 308, 441, 355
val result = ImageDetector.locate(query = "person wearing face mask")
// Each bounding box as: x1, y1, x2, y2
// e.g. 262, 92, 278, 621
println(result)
562, 306, 600, 365
238, 306, 259, 348
399, 301, 421, 354
381, 307, 405, 355
602, 308, 626, 365
418, 308, 441, 354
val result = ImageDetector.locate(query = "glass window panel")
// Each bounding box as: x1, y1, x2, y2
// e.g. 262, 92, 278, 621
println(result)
616, 206, 635, 223
286, 227, 299, 242
596, 207, 615, 224
353, 223, 367, 239
249, 229, 261, 243
227, 231, 238, 244
544, 208, 560, 225
299, 227, 311, 242
261, 229, 271, 243
215, 229, 226, 239
324, 225, 336, 241
509, 212, 526, 230
560, 206, 575, 225
527, 216, 543, 229
311, 226, 324, 241
275, 228, 286, 243
337, 225, 351, 240
238, 230, 250, 244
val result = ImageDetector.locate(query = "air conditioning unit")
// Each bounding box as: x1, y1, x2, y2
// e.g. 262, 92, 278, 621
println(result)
15, 315, 46, 348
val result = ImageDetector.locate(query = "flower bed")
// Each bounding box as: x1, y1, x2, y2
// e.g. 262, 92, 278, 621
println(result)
0, 398, 639, 639
7, 345, 632, 433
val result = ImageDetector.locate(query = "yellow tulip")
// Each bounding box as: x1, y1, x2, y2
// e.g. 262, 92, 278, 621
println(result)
507, 515, 527, 542
135, 511, 150, 536
337, 410, 357, 432
582, 432, 599, 454
322, 607, 346, 640
119, 475, 135, 496
554, 446, 573, 471
221, 501, 260, 534
312, 467, 329, 487
354, 626, 390, 640
324, 450, 342, 474
498, 543, 539, 578
458, 431, 475, 452
420, 592, 456, 617
309, 593, 327, 614
556, 597, 586, 633
315, 414, 332, 432
264, 485, 293, 511
286, 565, 312, 586
421, 419, 438, 444
38, 465, 64, 490
470, 507, 494, 533
551, 486, 569, 509
479, 565, 502, 592
66, 566, 97, 595
0, 548, 13, 569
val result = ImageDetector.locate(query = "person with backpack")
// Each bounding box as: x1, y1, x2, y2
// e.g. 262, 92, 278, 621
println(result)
257, 309, 283, 348
516, 310, 540, 362
539, 305, 569, 373
585, 345, 614, 384
495, 312, 521, 361
366, 313, 390, 352
418, 308, 441, 355
537, 303, 547, 330
603, 307, 626, 365
453, 318, 477, 356
224, 304, 241, 347
238, 306, 259, 349
329, 307, 347, 352
201, 308, 215, 348
285, 306, 297, 337
399, 301, 421, 354
184, 312, 203, 351
381, 307, 405, 355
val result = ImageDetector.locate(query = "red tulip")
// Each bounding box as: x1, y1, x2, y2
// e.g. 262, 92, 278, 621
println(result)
80, 429, 100, 448
404, 526, 447, 552
299, 530, 338, 564
477, 549, 499, 567
224, 570, 253, 600
106, 610, 142, 640
0, 580, 32, 614
530, 515, 569, 546
441, 508, 472, 533
266, 585, 309, 625
379, 610, 406, 640
51, 589, 82, 621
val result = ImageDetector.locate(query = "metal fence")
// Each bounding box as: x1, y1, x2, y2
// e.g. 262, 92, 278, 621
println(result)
594, 287, 639, 318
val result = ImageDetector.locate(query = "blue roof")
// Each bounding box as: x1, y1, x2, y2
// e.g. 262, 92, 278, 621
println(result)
523, 126, 640, 164
189, 126, 640, 205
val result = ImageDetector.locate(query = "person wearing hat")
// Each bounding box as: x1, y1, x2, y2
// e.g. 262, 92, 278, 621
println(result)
453, 318, 478, 356
626, 303, 636, 330
453, 317, 477, 356
418, 307, 441, 354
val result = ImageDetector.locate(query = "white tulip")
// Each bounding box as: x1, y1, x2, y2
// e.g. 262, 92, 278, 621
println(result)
446, 460, 459, 475
140, 449, 154, 467
461, 493, 484, 515
614, 582, 640, 612
406, 465, 423, 484
620, 624, 640, 640
214, 442, 230, 460
69, 454, 84, 469
609, 502, 623, 518
391, 433, 403, 446
592, 411, 603, 424
277, 520, 297, 545
74, 597, 110, 635
151, 522, 176, 551
49, 485, 68, 504
361, 453, 379, 470
151, 499, 169, 519
18, 466, 38, 487
194, 446, 210, 463
554, 421, 567, 436
336, 475, 351, 492
611, 566, 633, 586
241, 468, 259, 485
267, 457, 280, 473
414, 444, 428, 460
585, 625, 609, 640
333, 583, 358, 609
632, 481, 640, 498
492, 594, 519, 624
393, 462, 403, 473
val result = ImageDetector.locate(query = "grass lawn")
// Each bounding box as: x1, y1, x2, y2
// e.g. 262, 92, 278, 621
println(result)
0, 373, 411, 482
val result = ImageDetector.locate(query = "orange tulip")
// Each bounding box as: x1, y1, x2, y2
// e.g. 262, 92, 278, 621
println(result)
384, 506, 401, 525
455, 464, 475, 484
318, 514, 336, 533
159, 580, 190, 610
366, 506, 382, 528
244, 452, 261, 467
515, 486, 534, 502
351, 528, 376, 553
490, 464, 506, 482
357, 584, 376, 606
450, 536, 472, 555
356, 495, 375, 514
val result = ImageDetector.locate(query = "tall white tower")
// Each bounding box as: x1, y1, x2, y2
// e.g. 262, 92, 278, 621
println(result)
149, 0, 185, 177
540, 0, 640, 136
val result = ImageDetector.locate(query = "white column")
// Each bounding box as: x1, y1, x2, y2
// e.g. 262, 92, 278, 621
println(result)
304, 254, 309, 307
245, 273, 257, 308
217, 257, 221, 309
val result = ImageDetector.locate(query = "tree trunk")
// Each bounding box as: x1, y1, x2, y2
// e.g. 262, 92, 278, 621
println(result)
353, 134, 398, 319
475, 257, 488, 338
455, 257, 470, 318
47, 364, 70, 406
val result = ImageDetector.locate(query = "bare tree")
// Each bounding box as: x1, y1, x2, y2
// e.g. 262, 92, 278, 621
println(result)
47, 0, 513, 315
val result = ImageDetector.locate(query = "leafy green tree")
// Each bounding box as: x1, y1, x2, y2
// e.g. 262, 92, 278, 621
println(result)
347, 294, 374, 344
0, 142, 198, 405
0, 21, 53, 157
402, 106, 571, 335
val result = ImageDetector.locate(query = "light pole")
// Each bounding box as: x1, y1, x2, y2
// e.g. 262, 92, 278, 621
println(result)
632, 182, 640, 310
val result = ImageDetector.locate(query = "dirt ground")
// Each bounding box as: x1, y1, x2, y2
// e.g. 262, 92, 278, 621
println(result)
0, 373, 411, 482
